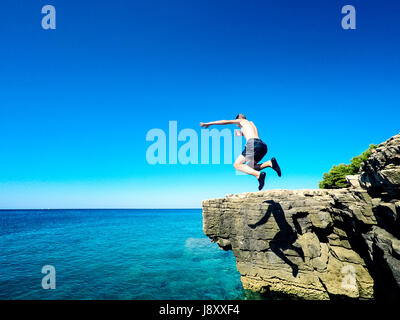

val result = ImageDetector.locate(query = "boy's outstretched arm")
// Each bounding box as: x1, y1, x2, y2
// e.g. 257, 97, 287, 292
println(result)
200, 119, 240, 128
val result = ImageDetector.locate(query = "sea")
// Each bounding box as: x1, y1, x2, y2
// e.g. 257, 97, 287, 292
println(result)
0, 209, 265, 300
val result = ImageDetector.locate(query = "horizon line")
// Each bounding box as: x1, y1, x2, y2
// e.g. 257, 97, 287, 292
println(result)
0, 207, 202, 211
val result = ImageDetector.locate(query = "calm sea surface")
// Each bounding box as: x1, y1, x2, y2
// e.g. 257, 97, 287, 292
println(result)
0, 209, 264, 300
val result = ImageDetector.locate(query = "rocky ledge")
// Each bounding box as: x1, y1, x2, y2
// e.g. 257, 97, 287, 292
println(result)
202, 133, 400, 300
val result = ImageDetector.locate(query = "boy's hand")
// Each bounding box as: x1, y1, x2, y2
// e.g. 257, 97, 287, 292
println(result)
200, 122, 210, 128
234, 129, 242, 136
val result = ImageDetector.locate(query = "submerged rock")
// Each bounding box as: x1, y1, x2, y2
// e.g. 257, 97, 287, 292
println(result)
202, 133, 400, 300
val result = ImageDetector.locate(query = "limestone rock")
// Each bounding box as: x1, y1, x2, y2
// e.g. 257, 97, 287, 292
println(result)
202, 132, 400, 300
346, 175, 361, 189
360, 133, 400, 197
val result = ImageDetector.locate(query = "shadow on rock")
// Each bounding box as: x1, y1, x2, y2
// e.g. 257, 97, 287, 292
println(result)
249, 200, 304, 277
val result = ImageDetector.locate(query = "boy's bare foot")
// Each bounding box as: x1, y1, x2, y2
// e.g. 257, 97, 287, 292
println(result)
271, 157, 281, 177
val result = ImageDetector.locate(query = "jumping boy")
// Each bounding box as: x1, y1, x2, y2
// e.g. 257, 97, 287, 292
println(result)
200, 114, 281, 190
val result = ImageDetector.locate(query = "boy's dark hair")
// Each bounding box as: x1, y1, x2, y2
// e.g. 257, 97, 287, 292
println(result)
235, 114, 246, 119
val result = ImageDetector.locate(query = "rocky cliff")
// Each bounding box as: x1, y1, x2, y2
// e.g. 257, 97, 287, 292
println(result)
202, 133, 400, 300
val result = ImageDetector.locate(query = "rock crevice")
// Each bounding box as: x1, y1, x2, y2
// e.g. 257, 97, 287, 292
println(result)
202, 133, 400, 300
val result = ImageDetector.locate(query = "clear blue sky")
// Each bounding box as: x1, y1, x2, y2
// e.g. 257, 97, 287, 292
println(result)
0, 0, 399, 209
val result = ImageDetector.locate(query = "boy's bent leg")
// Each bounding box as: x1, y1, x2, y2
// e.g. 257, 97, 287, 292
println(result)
233, 155, 260, 178
258, 160, 272, 170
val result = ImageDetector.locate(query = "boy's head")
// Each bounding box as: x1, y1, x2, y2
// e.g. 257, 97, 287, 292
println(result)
235, 114, 246, 127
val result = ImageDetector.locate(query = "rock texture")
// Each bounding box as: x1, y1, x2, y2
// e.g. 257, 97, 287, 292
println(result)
202, 133, 400, 300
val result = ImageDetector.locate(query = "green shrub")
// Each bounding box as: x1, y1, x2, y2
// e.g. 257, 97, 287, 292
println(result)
319, 144, 378, 189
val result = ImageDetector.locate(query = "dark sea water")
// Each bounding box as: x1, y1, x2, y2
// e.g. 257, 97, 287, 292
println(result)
0, 209, 262, 300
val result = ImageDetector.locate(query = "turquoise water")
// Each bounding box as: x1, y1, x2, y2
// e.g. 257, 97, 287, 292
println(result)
0, 209, 256, 300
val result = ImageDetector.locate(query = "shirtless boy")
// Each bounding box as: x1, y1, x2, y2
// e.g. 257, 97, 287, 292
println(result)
200, 114, 281, 190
